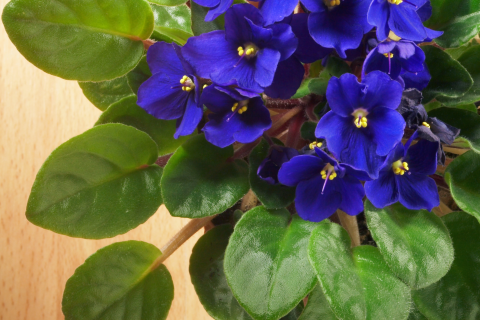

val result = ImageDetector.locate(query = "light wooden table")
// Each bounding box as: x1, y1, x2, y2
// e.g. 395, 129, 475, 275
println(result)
0, 2, 211, 318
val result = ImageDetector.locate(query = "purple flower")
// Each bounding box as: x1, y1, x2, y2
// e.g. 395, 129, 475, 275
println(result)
315, 71, 406, 179
181, 4, 298, 92
278, 148, 368, 222
368, 0, 443, 42
202, 84, 272, 147
301, 0, 372, 58
192, 0, 233, 21
257, 145, 299, 184
365, 136, 440, 211
137, 42, 203, 138
399, 63, 431, 90
363, 40, 425, 80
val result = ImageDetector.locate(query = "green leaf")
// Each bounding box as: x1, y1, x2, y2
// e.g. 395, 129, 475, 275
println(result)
126, 56, 152, 95
150, 4, 193, 45
292, 79, 313, 99
364, 201, 454, 289
444, 41, 479, 59
407, 303, 428, 320
438, 45, 480, 105
190, 224, 254, 320
426, 0, 480, 48
429, 107, 480, 152
413, 212, 480, 319
191, 1, 224, 36
324, 56, 352, 77
224, 207, 318, 320
248, 139, 296, 210
422, 45, 473, 103
300, 122, 318, 141
79, 76, 135, 111
308, 71, 331, 96
298, 285, 338, 320
161, 134, 249, 218
308, 222, 411, 320
2, 0, 154, 81
95, 96, 192, 156
63, 241, 173, 320
444, 151, 480, 224
424, 100, 477, 113
149, 0, 186, 6
26, 124, 163, 239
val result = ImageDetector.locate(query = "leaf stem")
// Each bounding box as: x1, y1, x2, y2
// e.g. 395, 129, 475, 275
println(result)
267, 105, 303, 136
152, 215, 217, 269
241, 189, 258, 212
443, 146, 469, 155
337, 210, 361, 247
432, 201, 453, 217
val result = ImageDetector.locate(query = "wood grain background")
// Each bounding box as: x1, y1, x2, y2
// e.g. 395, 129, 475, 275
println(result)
0, 1, 211, 318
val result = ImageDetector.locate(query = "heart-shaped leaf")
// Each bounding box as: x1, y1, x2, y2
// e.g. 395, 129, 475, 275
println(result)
224, 207, 318, 320
298, 284, 338, 320
161, 134, 249, 218
438, 45, 480, 105
79, 76, 135, 111
2, 0, 154, 81
308, 222, 411, 320
426, 0, 480, 48
429, 107, 480, 153
444, 151, 480, 223
422, 45, 473, 103
248, 139, 295, 209
364, 201, 454, 289
96, 96, 192, 156
413, 211, 480, 319
190, 224, 254, 320
150, 4, 193, 45
63, 241, 173, 320
26, 124, 163, 239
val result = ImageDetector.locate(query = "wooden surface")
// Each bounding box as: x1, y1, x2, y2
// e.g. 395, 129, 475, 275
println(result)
0, 2, 211, 319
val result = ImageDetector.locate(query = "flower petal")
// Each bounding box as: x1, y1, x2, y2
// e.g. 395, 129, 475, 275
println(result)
259, 0, 298, 25
147, 42, 185, 76
264, 56, 304, 99
233, 97, 272, 144
225, 4, 263, 44
388, 3, 427, 41
290, 13, 332, 63
278, 155, 325, 186
368, 0, 390, 41
338, 175, 365, 216
326, 74, 364, 117
193, 0, 220, 8
203, 111, 241, 148
368, 107, 406, 156
174, 92, 203, 138
202, 85, 238, 114
361, 70, 404, 111
254, 47, 281, 87
405, 139, 438, 175
205, 0, 233, 22
365, 170, 399, 208
295, 176, 343, 222
397, 173, 439, 211
268, 23, 298, 61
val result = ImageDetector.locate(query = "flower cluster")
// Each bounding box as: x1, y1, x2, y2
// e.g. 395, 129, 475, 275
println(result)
137, 0, 459, 223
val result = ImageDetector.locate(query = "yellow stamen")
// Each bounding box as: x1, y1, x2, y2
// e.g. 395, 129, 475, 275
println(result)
309, 141, 323, 150
323, 0, 340, 7
383, 52, 394, 58
352, 109, 368, 129
422, 122, 430, 128
320, 164, 337, 181
392, 159, 409, 175
231, 102, 239, 112
388, 31, 402, 41
388, 0, 403, 4
203, 84, 208, 89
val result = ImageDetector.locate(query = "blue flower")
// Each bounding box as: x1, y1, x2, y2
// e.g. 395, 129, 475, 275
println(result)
365, 135, 440, 211
278, 148, 368, 222
301, 0, 372, 59
201, 83, 272, 147
137, 42, 203, 138
399, 63, 431, 90
258, 145, 299, 184
192, 0, 233, 22
181, 4, 298, 92
252, 0, 298, 26
368, 0, 443, 42
363, 39, 425, 80
315, 71, 406, 179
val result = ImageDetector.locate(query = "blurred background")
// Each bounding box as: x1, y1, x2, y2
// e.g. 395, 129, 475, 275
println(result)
0, 0, 211, 318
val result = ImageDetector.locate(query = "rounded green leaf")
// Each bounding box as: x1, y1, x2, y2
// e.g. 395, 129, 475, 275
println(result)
413, 212, 480, 319
79, 76, 135, 111
429, 107, 480, 153
298, 284, 338, 320
161, 134, 249, 218
2, 0, 154, 81
96, 96, 192, 156
426, 0, 480, 48
190, 224, 254, 320
26, 124, 163, 239
364, 201, 454, 289
191, 1, 225, 35
445, 151, 480, 223
149, 0, 186, 6
126, 56, 152, 95
248, 139, 295, 209
224, 207, 318, 320
63, 241, 173, 320
422, 45, 473, 103
150, 4, 193, 45
408, 303, 428, 320
308, 222, 411, 320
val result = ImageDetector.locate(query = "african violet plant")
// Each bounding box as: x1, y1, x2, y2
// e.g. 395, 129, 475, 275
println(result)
3, 0, 480, 318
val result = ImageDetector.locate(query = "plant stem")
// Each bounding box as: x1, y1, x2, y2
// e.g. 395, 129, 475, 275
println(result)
432, 201, 453, 217
241, 189, 258, 212
285, 112, 305, 148
151, 215, 217, 269
267, 105, 303, 135
443, 146, 469, 155
337, 210, 361, 247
